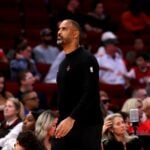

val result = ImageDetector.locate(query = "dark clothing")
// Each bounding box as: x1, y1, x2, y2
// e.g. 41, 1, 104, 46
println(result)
52, 124, 101, 150
0, 118, 21, 138
10, 58, 40, 81
57, 47, 102, 127
102, 137, 142, 150
53, 47, 103, 150
85, 13, 111, 31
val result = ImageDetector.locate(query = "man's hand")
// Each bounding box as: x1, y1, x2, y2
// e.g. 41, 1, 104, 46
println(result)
55, 117, 75, 138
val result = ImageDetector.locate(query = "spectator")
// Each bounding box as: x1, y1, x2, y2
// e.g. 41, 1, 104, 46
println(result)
35, 110, 58, 150
0, 74, 13, 121
121, 98, 144, 134
15, 70, 48, 110
95, 31, 122, 57
126, 52, 150, 85
84, 2, 111, 33
21, 90, 41, 115
6, 34, 28, 61
100, 91, 113, 118
132, 88, 148, 101
121, 98, 143, 119
138, 97, 150, 134
56, 0, 84, 28
126, 38, 145, 69
10, 43, 40, 81
33, 28, 59, 64
14, 131, 45, 150
96, 32, 127, 85
22, 110, 43, 131
0, 97, 24, 149
102, 113, 142, 150
121, 2, 150, 33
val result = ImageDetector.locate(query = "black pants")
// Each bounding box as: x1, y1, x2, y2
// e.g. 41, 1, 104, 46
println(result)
52, 125, 101, 150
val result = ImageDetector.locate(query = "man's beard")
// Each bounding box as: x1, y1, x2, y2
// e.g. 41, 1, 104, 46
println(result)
57, 36, 63, 45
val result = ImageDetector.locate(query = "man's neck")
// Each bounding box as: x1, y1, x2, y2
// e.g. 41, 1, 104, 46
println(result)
63, 43, 80, 54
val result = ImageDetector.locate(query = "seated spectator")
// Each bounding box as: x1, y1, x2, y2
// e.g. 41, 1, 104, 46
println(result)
102, 113, 142, 150
22, 110, 43, 131
121, 3, 150, 33
84, 2, 111, 33
22, 90, 41, 115
33, 28, 59, 64
44, 51, 65, 83
16, 71, 48, 110
2, 110, 43, 150
14, 131, 45, 150
96, 32, 127, 85
0, 97, 24, 149
6, 34, 28, 61
35, 110, 58, 150
100, 91, 113, 118
95, 31, 122, 57
0, 74, 13, 121
121, 98, 144, 134
56, 0, 85, 29
126, 52, 150, 85
126, 38, 145, 69
10, 43, 40, 81
132, 88, 148, 101
138, 97, 150, 134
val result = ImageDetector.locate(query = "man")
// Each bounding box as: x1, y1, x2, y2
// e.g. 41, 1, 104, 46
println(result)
15, 70, 48, 110
52, 19, 103, 150
96, 33, 127, 85
33, 28, 59, 64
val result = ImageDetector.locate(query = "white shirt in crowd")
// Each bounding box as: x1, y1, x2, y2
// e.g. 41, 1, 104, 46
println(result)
0, 122, 23, 149
96, 53, 127, 85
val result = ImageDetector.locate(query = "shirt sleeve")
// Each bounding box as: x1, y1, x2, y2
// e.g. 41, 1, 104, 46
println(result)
0, 122, 23, 147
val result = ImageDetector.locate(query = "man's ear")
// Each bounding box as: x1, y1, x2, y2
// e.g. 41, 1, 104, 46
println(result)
73, 30, 80, 39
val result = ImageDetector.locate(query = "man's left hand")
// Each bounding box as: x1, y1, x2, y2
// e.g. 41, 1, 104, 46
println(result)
55, 117, 75, 138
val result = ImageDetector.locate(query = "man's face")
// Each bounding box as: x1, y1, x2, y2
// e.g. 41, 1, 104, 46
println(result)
23, 112, 36, 131
136, 57, 146, 68
57, 21, 76, 46
24, 91, 39, 110
23, 72, 35, 86
105, 43, 117, 55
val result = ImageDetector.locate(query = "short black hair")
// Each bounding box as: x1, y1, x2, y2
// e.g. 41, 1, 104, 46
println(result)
17, 131, 44, 150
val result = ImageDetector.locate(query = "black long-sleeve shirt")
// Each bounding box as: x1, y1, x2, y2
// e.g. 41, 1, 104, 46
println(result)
57, 47, 103, 127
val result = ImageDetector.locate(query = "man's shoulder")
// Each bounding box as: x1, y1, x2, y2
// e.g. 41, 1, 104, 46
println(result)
80, 47, 96, 59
